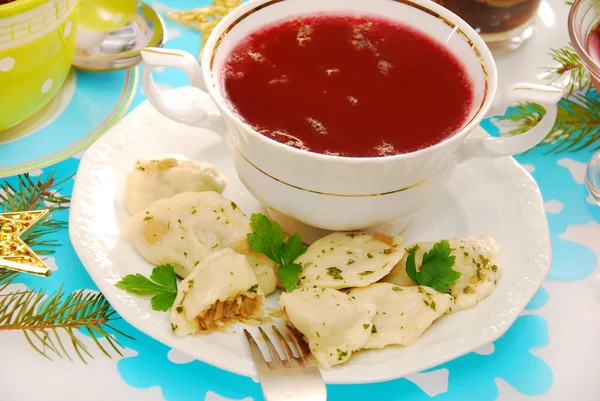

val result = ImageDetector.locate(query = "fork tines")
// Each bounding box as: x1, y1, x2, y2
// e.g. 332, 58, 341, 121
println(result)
243, 325, 316, 370
244, 325, 327, 401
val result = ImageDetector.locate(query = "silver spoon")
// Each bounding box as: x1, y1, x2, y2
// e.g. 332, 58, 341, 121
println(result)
73, 2, 166, 71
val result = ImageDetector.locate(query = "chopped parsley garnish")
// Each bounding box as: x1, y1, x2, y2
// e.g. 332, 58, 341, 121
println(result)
363, 324, 370, 329
336, 349, 348, 361
143, 215, 153, 221
358, 270, 374, 276
347, 259, 355, 265
366, 253, 373, 259
247, 213, 307, 291
231, 201, 238, 210
371, 325, 377, 333
326, 266, 344, 280
115, 264, 178, 311
423, 298, 436, 311
392, 286, 403, 292
405, 241, 461, 294
247, 284, 259, 294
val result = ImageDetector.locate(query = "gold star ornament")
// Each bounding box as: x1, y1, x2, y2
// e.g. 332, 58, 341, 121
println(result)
165, 0, 242, 59
0, 210, 51, 277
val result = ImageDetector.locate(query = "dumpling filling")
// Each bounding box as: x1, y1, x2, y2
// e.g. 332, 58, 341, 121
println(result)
171, 248, 265, 336
195, 294, 263, 333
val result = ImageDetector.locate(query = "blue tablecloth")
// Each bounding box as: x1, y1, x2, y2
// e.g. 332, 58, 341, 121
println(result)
1, 1, 599, 400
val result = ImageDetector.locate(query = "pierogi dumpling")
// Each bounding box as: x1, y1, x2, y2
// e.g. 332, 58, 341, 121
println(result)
125, 156, 227, 215
123, 191, 277, 294
295, 232, 405, 289
383, 235, 501, 312
348, 283, 452, 349
279, 287, 376, 368
170, 248, 264, 336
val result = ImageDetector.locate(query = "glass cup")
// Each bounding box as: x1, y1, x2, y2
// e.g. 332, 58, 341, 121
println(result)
78, 0, 137, 32
569, 0, 600, 205
434, 0, 541, 54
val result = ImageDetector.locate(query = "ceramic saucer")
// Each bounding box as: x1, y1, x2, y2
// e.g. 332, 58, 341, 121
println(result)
69, 86, 551, 384
0, 68, 137, 178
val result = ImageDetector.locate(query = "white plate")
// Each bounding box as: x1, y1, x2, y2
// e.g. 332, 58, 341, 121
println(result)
69, 86, 551, 384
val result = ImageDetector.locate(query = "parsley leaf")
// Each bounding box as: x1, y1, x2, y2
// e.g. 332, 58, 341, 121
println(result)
247, 214, 308, 292
116, 264, 178, 311
405, 240, 461, 294
247, 214, 285, 263
279, 263, 304, 292
281, 233, 307, 265
151, 292, 177, 312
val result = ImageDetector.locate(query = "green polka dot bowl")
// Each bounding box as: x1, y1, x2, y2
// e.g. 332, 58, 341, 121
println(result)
0, 0, 79, 132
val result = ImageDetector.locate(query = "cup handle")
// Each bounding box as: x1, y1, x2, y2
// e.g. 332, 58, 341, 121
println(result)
140, 48, 225, 131
459, 83, 563, 161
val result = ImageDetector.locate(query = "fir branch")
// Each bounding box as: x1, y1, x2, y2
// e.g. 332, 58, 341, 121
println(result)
0, 286, 132, 362
497, 94, 600, 153
0, 171, 71, 213
0, 171, 71, 257
0, 269, 18, 291
545, 45, 591, 95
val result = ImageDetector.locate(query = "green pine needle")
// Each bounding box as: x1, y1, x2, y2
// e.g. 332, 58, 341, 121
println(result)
497, 95, 600, 154
545, 45, 591, 95
0, 286, 132, 363
0, 269, 18, 292
0, 170, 134, 361
0, 171, 71, 258
0, 171, 71, 213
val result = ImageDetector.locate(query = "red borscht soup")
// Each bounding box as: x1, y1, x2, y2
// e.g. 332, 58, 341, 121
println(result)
221, 14, 474, 157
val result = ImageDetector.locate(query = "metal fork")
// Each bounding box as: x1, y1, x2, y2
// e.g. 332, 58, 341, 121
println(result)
243, 325, 327, 401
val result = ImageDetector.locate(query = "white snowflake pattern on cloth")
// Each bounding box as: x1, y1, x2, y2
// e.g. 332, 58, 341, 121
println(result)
558, 221, 600, 272
205, 391, 254, 401
167, 348, 195, 364
167, 27, 182, 40
404, 369, 449, 397
473, 342, 495, 355
557, 158, 587, 184
544, 200, 564, 214
522, 164, 536, 174
0, 286, 164, 401
44, 256, 59, 271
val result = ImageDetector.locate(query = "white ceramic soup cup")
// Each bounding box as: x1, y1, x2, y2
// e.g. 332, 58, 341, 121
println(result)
140, 0, 562, 231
